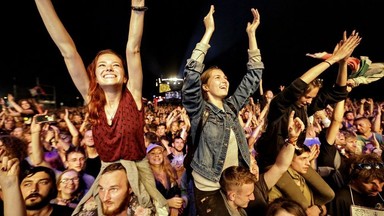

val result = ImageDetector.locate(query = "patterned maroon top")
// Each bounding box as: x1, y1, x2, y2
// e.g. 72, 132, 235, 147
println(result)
92, 89, 146, 162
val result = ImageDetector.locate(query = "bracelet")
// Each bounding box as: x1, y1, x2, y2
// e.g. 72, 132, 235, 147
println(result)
316, 204, 324, 215
324, 60, 332, 66
131, 6, 148, 11
284, 138, 297, 146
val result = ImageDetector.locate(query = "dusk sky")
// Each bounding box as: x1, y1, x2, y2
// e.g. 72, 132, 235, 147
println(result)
2, 0, 383, 106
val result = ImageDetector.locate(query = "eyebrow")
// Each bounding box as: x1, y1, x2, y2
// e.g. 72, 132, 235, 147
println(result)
98, 184, 120, 188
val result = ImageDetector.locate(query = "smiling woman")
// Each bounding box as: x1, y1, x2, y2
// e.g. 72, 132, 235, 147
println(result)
51, 169, 85, 209
33, 0, 168, 214
181, 5, 264, 215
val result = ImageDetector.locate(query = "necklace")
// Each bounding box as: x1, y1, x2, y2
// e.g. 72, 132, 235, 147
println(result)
105, 104, 118, 123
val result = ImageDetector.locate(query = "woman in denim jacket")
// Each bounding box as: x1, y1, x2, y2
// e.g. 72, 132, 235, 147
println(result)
181, 5, 263, 215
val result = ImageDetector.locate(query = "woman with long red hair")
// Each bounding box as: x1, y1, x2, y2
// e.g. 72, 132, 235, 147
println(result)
33, 0, 168, 214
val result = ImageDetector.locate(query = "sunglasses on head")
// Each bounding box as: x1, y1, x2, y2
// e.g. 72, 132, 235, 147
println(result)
355, 163, 384, 170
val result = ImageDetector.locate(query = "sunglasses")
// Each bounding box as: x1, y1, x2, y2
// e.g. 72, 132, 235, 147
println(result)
355, 163, 384, 170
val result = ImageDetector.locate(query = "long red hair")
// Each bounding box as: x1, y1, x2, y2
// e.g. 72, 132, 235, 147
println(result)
86, 49, 127, 125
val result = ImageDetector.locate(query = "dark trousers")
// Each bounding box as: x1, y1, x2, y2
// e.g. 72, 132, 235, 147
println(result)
193, 184, 231, 216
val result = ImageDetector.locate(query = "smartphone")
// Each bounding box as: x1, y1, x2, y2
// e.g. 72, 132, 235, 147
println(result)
35, 114, 56, 123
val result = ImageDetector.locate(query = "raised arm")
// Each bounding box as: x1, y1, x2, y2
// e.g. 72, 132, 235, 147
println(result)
200, 5, 215, 46
246, 8, 260, 51
0, 157, 26, 216
7, 94, 34, 116
325, 100, 345, 145
63, 109, 80, 146
34, 0, 89, 100
181, 5, 215, 117
126, 0, 146, 109
230, 8, 263, 111
372, 103, 383, 133
335, 31, 350, 87
264, 111, 305, 189
30, 115, 52, 167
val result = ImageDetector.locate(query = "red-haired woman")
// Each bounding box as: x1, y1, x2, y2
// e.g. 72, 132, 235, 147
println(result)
34, 0, 168, 214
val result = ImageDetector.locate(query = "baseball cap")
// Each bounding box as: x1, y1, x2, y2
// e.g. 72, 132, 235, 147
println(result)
146, 143, 164, 154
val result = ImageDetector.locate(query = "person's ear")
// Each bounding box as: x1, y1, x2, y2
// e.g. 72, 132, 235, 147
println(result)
228, 191, 236, 201
64, 161, 69, 169
202, 84, 209, 92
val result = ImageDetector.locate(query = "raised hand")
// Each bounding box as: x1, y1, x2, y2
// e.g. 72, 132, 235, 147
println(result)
287, 111, 305, 140
246, 8, 260, 35
329, 30, 361, 64
203, 5, 215, 33
31, 114, 42, 134
0, 156, 20, 181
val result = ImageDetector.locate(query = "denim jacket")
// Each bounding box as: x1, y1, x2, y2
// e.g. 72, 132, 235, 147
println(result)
182, 55, 263, 182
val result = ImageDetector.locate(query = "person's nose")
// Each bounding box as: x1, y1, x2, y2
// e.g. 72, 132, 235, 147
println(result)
75, 160, 81, 166
250, 193, 255, 201
106, 64, 113, 71
31, 183, 38, 193
376, 184, 383, 192
305, 159, 311, 166
306, 98, 313, 104
101, 191, 111, 201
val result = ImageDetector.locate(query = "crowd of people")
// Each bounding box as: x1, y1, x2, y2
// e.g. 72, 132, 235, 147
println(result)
1, 1, 384, 216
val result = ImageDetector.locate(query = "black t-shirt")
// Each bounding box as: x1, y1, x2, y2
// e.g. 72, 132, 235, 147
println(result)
329, 186, 384, 216
317, 130, 350, 190
245, 173, 269, 215
85, 155, 101, 179
51, 204, 74, 216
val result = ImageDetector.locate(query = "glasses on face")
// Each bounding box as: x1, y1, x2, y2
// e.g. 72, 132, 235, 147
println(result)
355, 163, 384, 170
60, 177, 80, 184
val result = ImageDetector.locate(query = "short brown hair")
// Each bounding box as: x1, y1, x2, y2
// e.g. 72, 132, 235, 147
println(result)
220, 166, 257, 194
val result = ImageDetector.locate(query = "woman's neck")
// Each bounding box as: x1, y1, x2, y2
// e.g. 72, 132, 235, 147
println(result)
105, 90, 122, 108
208, 97, 224, 110
60, 193, 72, 200
104, 90, 122, 124
151, 165, 163, 174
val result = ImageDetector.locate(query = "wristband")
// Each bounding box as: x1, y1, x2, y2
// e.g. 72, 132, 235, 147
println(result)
131, 6, 148, 11
324, 60, 332, 66
285, 138, 297, 145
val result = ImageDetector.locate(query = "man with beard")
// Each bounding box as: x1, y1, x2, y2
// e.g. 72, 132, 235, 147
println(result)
73, 162, 155, 215
98, 163, 132, 216
20, 166, 74, 216
329, 153, 384, 216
